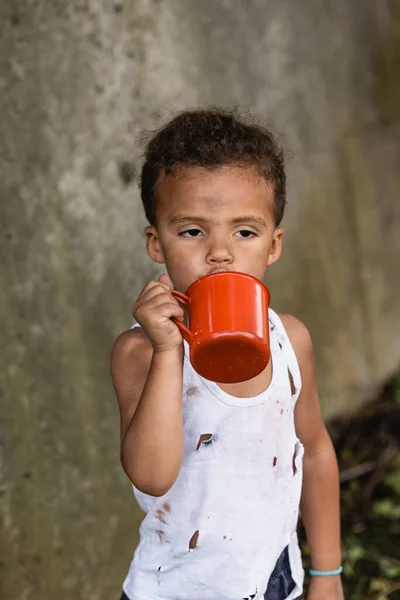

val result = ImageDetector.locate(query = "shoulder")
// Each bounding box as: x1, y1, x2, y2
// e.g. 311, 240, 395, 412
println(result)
110, 326, 153, 378
110, 328, 154, 441
110, 327, 154, 429
277, 313, 314, 369
278, 316, 327, 447
111, 326, 153, 358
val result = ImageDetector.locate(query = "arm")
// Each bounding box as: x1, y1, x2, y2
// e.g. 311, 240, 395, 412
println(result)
281, 315, 344, 600
110, 275, 186, 497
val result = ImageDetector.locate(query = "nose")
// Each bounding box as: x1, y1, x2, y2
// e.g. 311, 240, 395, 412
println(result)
205, 235, 233, 266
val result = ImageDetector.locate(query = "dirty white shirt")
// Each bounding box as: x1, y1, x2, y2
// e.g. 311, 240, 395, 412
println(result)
123, 308, 304, 600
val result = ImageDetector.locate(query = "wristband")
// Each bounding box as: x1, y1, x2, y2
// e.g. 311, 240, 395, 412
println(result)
309, 566, 343, 576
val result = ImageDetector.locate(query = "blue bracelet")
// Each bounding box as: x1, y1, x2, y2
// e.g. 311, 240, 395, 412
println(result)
309, 566, 343, 576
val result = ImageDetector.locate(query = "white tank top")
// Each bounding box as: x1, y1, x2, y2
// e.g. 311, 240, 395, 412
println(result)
123, 309, 304, 600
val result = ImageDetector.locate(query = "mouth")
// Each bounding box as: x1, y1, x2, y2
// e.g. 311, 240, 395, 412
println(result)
207, 268, 232, 275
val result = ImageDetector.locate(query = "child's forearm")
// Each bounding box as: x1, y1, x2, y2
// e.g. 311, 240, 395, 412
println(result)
300, 434, 342, 570
121, 346, 184, 497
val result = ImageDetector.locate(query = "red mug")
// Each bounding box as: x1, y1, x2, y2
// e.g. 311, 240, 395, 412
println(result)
171, 272, 271, 384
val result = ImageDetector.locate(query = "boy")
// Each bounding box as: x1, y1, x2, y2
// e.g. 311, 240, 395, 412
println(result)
110, 109, 344, 600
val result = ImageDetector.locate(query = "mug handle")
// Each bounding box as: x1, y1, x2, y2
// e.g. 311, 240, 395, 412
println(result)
170, 290, 193, 343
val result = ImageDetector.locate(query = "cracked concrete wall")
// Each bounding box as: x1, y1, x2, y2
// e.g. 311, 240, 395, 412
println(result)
0, 1, 399, 598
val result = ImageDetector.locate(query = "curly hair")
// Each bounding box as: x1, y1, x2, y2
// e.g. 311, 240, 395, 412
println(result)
140, 108, 286, 226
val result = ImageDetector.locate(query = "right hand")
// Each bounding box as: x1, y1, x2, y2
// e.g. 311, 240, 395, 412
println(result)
132, 274, 185, 352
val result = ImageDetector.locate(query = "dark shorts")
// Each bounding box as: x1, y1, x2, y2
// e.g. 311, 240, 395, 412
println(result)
263, 545, 298, 599
120, 545, 300, 600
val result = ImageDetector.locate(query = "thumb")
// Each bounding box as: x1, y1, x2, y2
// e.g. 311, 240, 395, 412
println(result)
158, 273, 173, 288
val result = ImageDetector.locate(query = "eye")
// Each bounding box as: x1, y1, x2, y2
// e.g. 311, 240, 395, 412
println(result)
179, 228, 204, 237
234, 229, 256, 238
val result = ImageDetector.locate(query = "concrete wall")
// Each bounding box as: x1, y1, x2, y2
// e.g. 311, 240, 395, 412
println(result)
1, 1, 399, 598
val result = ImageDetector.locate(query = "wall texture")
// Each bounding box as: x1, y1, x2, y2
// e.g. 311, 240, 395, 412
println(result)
0, 1, 399, 598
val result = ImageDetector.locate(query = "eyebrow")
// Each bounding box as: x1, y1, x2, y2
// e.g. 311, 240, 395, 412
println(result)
231, 216, 267, 227
169, 215, 267, 227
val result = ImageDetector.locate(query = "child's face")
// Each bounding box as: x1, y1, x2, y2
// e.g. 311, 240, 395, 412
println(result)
145, 166, 284, 292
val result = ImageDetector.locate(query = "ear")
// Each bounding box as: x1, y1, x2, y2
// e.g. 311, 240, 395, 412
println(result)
145, 226, 165, 264
267, 227, 284, 266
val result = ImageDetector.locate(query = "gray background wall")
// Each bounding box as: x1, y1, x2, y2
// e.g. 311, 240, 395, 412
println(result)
1, 1, 399, 598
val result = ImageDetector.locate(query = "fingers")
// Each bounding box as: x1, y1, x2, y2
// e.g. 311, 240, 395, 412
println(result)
136, 275, 173, 303
130, 277, 186, 349
153, 302, 185, 321
140, 293, 182, 314
134, 300, 185, 324
135, 279, 171, 303
132, 279, 185, 321
158, 274, 173, 288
